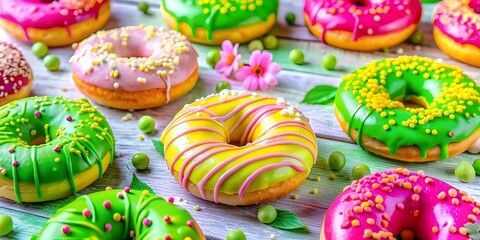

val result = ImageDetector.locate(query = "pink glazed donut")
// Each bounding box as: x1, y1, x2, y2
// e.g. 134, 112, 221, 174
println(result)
433, 0, 480, 67
304, 0, 422, 51
0, 41, 33, 106
321, 168, 480, 240
0, 0, 111, 47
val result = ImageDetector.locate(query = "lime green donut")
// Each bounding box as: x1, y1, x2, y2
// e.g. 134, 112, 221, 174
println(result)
0, 96, 115, 202
334, 56, 480, 161
32, 189, 205, 240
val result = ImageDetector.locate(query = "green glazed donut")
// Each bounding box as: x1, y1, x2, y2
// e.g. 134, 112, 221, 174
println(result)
32, 188, 205, 240
0, 96, 115, 202
334, 56, 480, 162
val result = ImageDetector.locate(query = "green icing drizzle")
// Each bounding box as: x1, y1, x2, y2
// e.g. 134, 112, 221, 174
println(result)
335, 56, 480, 160
161, 0, 279, 40
0, 96, 115, 202
33, 189, 204, 240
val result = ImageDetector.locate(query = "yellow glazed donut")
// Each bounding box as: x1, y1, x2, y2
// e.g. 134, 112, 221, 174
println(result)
0, 0, 110, 47
160, 90, 318, 206
334, 56, 480, 162
160, 0, 279, 45
433, 0, 480, 67
70, 26, 198, 110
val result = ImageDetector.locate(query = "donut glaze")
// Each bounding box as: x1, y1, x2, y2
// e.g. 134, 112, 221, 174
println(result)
70, 25, 198, 109
32, 189, 205, 240
322, 168, 480, 240
334, 56, 480, 161
0, 96, 115, 202
0, 41, 33, 105
160, 90, 317, 205
304, 0, 422, 51
0, 0, 110, 45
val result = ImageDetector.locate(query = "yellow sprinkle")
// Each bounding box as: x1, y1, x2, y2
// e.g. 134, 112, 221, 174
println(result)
432, 129, 438, 135
138, 135, 145, 141
311, 189, 318, 194
383, 124, 389, 130
293, 194, 300, 200
113, 213, 122, 222
352, 219, 360, 227
142, 190, 150, 196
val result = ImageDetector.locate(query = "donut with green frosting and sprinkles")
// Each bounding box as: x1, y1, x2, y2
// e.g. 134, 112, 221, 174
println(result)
334, 56, 480, 162
32, 188, 205, 240
160, 0, 279, 45
0, 96, 115, 203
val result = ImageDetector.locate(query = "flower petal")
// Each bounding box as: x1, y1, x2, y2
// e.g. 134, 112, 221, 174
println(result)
215, 60, 228, 71
232, 43, 240, 55
263, 73, 278, 86
266, 62, 281, 74
241, 75, 253, 90
221, 40, 233, 53
250, 50, 262, 66
259, 51, 273, 69
235, 66, 252, 80
258, 76, 269, 91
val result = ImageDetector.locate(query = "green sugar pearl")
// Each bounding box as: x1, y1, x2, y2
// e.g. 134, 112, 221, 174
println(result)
352, 164, 371, 180
328, 151, 346, 171
216, 81, 231, 93
226, 229, 247, 240
138, 1, 149, 14
322, 54, 337, 70
132, 153, 150, 170
248, 39, 264, 52
43, 54, 60, 71
0, 215, 13, 236
289, 49, 304, 65
206, 49, 221, 68
31, 42, 49, 58
138, 115, 155, 133
263, 34, 279, 50
455, 161, 476, 183
286, 13, 296, 25
257, 205, 277, 224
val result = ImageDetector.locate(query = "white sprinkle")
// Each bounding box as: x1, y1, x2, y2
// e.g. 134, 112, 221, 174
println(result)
396, 48, 404, 54
113, 82, 120, 88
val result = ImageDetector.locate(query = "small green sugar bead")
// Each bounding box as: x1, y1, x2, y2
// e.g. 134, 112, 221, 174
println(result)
43, 54, 60, 71
132, 153, 150, 170
328, 151, 346, 171
352, 164, 371, 180
216, 81, 231, 93
263, 34, 279, 50
226, 229, 247, 240
455, 161, 476, 183
206, 49, 221, 68
286, 13, 296, 25
289, 49, 304, 65
138, 1, 149, 14
138, 115, 155, 133
0, 215, 13, 236
257, 205, 277, 224
322, 54, 337, 70
31, 42, 49, 58
248, 39, 264, 52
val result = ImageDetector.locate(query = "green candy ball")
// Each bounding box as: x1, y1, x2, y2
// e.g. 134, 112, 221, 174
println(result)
455, 161, 476, 183
263, 34, 279, 50
206, 49, 221, 68
322, 54, 337, 70
352, 164, 371, 180
31, 42, 49, 58
138, 115, 155, 133
289, 49, 304, 65
286, 13, 296, 25
138, 1, 149, 14
132, 153, 150, 170
216, 81, 231, 93
473, 159, 480, 176
226, 229, 247, 240
328, 151, 346, 171
409, 31, 424, 45
0, 215, 13, 236
43, 54, 60, 71
247, 39, 264, 52
257, 205, 277, 224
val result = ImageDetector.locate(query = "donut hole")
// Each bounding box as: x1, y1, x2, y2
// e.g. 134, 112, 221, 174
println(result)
403, 96, 429, 109
348, 0, 368, 6
398, 229, 418, 240
29, 136, 47, 146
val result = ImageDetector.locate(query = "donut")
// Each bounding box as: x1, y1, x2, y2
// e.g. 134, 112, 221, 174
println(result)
321, 168, 480, 240
70, 25, 199, 110
160, 90, 318, 206
32, 188, 205, 240
303, 0, 422, 51
433, 0, 480, 67
0, 41, 33, 106
0, 0, 110, 47
160, 0, 279, 45
334, 56, 480, 162
0, 96, 115, 203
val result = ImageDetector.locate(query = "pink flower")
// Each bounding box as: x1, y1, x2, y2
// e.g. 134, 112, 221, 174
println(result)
236, 51, 281, 91
215, 40, 241, 77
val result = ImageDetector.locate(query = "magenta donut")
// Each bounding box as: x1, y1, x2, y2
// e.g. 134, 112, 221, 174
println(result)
0, 41, 33, 106
303, 0, 422, 51
0, 0, 111, 47
433, 0, 480, 67
322, 168, 480, 239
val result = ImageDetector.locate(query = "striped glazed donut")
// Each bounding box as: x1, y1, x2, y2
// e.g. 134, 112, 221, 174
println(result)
160, 90, 318, 205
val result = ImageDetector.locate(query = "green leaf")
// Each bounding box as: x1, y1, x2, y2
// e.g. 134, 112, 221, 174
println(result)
152, 140, 164, 157
302, 85, 337, 105
267, 209, 309, 233
130, 172, 155, 194
465, 223, 480, 240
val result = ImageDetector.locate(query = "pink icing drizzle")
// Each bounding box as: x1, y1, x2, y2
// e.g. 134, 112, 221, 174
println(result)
433, 0, 480, 48
303, 0, 422, 41
0, 0, 108, 40
0, 42, 32, 97
324, 168, 480, 239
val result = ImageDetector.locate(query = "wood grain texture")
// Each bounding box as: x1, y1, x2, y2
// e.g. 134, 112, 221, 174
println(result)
0, 1, 479, 240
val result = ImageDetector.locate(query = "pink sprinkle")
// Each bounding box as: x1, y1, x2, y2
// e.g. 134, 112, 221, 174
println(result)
62, 225, 71, 234
341, 220, 350, 228
121, 216, 126, 222
8, 148, 14, 153
0, 168, 5, 175
117, 192, 124, 199
165, 234, 172, 240
396, 203, 405, 210
186, 220, 194, 227
54, 146, 61, 152
130, 230, 135, 237
164, 216, 171, 223
66, 116, 73, 121
412, 194, 420, 201
34, 111, 41, 118
82, 209, 91, 218
104, 223, 112, 232
12, 161, 19, 167
103, 201, 112, 209
143, 218, 152, 227
124, 186, 131, 193
167, 197, 174, 203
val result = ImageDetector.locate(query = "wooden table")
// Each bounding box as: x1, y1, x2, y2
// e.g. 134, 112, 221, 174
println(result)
1, 1, 480, 239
